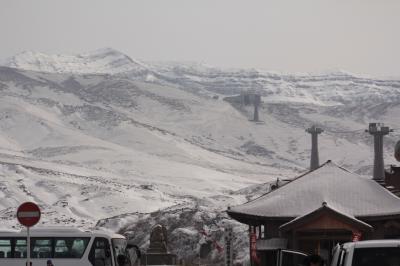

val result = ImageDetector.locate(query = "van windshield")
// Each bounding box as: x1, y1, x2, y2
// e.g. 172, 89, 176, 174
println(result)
352, 247, 400, 266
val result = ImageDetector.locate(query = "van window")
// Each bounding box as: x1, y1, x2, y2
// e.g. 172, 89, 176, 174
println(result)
0, 237, 90, 259
352, 247, 400, 266
54, 237, 90, 258
15, 239, 27, 258
89, 237, 113, 266
31, 238, 52, 258
0, 239, 11, 258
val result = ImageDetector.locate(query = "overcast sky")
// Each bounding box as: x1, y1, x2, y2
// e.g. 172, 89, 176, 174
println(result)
1, 0, 400, 76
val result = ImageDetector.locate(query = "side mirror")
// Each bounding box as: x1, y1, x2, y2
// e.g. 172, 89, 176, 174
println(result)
117, 254, 127, 266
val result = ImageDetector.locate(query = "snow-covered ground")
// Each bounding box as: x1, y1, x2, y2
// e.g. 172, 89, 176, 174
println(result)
0, 48, 400, 263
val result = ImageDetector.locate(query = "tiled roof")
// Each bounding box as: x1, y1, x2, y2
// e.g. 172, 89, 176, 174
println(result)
228, 161, 400, 219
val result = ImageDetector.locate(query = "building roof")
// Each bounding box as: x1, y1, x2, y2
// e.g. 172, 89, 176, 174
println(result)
228, 161, 400, 221
279, 202, 373, 232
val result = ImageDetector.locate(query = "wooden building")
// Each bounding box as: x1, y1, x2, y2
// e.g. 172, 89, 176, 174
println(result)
227, 161, 400, 264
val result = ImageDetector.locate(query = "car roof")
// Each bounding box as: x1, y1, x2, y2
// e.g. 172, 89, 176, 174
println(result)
0, 226, 125, 239
343, 240, 400, 249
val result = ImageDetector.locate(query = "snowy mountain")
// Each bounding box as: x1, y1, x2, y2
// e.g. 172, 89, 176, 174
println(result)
3, 48, 150, 75
0, 49, 400, 263
0, 64, 287, 228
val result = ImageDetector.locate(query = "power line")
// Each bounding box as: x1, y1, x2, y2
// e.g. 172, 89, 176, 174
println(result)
282, 121, 399, 135
315, 127, 399, 134
323, 128, 365, 134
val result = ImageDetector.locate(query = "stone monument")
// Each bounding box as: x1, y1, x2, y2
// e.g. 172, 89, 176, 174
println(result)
143, 224, 177, 265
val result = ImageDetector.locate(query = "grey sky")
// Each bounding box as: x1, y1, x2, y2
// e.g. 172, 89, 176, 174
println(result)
1, 0, 400, 76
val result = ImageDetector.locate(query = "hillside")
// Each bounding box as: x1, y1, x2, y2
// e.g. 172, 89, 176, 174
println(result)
1, 48, 400, 263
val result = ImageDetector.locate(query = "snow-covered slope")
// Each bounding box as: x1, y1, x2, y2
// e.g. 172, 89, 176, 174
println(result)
0, 49, 400, 263
0, 65, 289, 230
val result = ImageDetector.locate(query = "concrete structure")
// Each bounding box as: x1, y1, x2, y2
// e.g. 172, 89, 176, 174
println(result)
306, 125, 323, 170
223, 93, 262, 122
367, 123, 392, 180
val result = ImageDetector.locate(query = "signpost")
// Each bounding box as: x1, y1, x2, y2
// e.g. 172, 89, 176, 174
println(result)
224, 227, 233, 266
17, 202, 41, 266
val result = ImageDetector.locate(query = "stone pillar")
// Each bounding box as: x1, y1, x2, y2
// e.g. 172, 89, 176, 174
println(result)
367, 123, 392, 181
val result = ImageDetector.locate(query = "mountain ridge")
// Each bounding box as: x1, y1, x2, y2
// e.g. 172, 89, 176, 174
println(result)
3, 48, 149, 75
4, 48, 400, 80
0, 49, 400, 264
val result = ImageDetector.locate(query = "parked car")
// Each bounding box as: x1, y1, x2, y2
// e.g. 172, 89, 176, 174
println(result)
331, 239, 400, 266
258, 248, 308, 266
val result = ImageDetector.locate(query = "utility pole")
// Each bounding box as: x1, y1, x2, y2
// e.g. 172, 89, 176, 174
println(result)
306, 125, 323, 170
366, 123, 393, 181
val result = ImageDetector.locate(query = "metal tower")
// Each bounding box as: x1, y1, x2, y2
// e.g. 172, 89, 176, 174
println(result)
253, 95, 261, 122
367, 123, 392, 180
306, 125, 323, 170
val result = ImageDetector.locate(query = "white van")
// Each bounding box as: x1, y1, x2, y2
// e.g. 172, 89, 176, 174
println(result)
0, 227, 140, 266
330, 239, 400, 266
